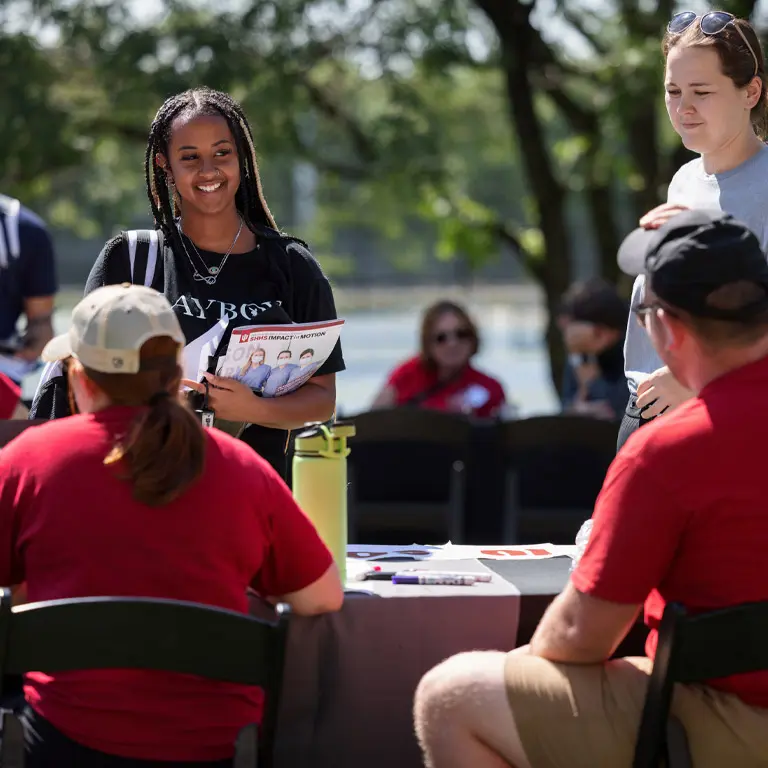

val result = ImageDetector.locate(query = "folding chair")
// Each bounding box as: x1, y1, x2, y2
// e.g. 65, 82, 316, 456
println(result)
633, 600, 768, 768
501, 415, 617, 543
0, 590, 290, 768
0, 421, 46, 449
347, 408, 472, 544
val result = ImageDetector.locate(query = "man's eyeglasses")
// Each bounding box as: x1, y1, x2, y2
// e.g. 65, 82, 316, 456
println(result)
633, 299, 679, 324
632, 302, 663, 326
668, 11, 759, 78
434, 328, 473, 345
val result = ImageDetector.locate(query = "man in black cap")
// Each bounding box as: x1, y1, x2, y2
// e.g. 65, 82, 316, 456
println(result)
616, 206, 768, 449
618, 208, 768, 421
413, 209, 768, 768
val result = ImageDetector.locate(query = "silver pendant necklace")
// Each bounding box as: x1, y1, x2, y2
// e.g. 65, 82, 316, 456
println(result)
177, 216, 244, 285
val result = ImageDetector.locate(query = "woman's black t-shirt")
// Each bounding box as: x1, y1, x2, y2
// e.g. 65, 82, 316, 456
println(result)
29, 225, 345, 479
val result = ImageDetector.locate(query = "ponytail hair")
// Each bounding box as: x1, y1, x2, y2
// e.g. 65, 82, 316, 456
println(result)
69, 336, 205, 507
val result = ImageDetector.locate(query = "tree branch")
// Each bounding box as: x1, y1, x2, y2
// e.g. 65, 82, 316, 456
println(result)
440, 193, 547, 282
298, 77, 379, 166
284, 119, 372, 180
561, 8, 609, 56
279, 0, 383, 62
78, 119, 148, 144
491, 220, 546, 282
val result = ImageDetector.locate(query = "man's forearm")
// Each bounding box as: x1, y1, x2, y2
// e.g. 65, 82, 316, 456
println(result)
530, 623, 609, 664
528, 588, 640, 664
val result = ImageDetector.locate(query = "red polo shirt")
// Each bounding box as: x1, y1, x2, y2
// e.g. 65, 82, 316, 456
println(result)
0, 407, 333, 761
387, 356, 506, 417
0, 373, 20, 419
573, 355, 768, 707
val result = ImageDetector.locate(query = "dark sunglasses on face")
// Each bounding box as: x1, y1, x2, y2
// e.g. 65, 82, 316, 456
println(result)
434, 328, 473, 345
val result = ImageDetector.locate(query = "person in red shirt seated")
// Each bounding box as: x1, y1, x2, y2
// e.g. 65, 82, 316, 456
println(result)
412, 210, 768, 768
0, 371, 25, 419
0, 283, 343, 767
371, 300, 506, 418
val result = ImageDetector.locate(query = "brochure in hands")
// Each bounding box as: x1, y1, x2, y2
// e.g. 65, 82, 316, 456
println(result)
216, 318, 345, 398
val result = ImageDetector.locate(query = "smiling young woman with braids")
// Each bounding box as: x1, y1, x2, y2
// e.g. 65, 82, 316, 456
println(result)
30, 87, 345, 478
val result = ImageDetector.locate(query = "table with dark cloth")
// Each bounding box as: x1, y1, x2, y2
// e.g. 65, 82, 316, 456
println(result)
264, 555, 647, 768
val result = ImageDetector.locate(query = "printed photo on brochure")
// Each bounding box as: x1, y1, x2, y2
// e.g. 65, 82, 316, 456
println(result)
215, 318, 344, 398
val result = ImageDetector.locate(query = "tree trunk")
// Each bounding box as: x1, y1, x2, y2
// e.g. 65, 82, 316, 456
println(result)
587, 180, 622, 282
498, 45, 571, 387
625, 103, 664, 220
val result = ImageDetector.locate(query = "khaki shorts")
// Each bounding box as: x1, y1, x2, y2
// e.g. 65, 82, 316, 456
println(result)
504, 654, 768, 768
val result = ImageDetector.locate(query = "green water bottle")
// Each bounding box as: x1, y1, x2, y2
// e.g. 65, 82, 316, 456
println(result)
292, 421, 356, 583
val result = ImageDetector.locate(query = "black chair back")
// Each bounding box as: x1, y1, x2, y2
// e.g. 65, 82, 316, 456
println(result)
347, 408, 472, 544
633, 600, 768, 768
0, 421, 47, 449
502, 415, 617, 543
0, 590, 290, 768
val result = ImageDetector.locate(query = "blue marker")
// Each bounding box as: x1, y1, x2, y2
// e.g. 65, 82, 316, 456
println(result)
391, 573, 481, 586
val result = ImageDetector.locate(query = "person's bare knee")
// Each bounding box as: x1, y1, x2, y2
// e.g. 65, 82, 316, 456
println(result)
414, 651, 531, 768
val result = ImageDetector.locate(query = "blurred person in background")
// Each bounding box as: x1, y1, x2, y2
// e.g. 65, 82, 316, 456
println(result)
0, 194, 57, 386
619, 11, 768, 450
372, 300, 506, 418
0, 372, 27, 420
1, 283, 343, 766
558, 278, 628, 421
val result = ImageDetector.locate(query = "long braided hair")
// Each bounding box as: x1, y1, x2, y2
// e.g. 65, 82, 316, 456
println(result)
144, 87, 279, 263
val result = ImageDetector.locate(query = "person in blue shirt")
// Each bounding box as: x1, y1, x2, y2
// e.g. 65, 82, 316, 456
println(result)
275, 348, 322, 396
262, 350, 298, 397
237, 346, 272, 392
287, 348, 321, 383
0, 195, 57, 385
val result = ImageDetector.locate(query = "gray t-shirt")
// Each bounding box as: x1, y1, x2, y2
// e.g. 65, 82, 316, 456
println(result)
624, 144, 768, 396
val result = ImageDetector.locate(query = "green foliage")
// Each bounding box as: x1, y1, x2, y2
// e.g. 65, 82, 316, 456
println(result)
0, 30, 81, 201
12, 0, 765, 389
0, 1, 517, 273
4, 0, 761, 289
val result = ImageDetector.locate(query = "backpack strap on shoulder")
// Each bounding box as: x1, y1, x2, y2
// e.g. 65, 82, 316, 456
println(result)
123, 229, 164, 289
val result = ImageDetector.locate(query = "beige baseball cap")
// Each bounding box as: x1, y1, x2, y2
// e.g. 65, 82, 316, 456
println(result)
42, 283, 185, 374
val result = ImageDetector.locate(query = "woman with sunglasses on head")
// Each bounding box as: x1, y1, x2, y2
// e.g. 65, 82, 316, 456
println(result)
29, 87, 344, 480
0, 284, 343, 766
372, 300, 507, 418
618, 10, 768, 450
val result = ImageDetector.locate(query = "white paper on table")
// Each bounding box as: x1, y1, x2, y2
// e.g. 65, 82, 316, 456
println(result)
345, 559, 377, 581
436, 543, 575, 560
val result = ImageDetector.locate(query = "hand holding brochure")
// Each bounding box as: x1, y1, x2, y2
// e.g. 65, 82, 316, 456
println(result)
215, 319, 344, 397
